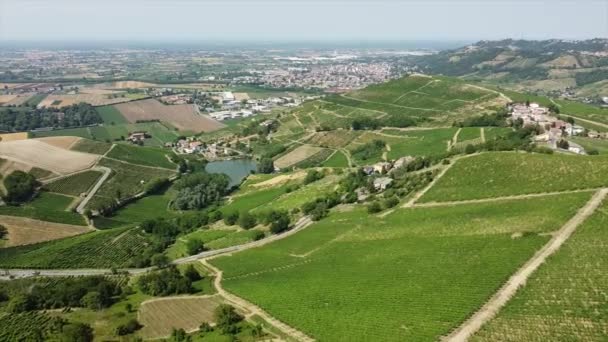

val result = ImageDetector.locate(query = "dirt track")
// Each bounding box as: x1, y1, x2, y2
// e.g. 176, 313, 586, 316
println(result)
444, 188, 608, 342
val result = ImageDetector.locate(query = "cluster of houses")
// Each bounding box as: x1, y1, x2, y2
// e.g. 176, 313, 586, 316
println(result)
205, 91, 300, 121
159, 94, 192, 105
509, 102, 589, 153
358, 156, 418, 192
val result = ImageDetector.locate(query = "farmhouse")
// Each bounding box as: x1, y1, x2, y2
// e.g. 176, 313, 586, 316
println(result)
373, 162, 392, 174
393, 156, 415, 169
373, 177, 393, 191
127, 131, 147, 143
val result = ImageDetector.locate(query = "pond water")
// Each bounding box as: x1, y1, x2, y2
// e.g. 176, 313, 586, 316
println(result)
205, 159, 257, 187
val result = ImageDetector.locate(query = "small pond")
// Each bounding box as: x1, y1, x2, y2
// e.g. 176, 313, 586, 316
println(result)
205, 159, 257, 187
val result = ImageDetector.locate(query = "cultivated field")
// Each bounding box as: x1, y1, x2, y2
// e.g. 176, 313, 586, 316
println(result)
0, 227, 148, 269
274, 145, 324, 169
36, 136, 81, 150
70, 138, 113, 155
0, 215, 92, 247
421, 153, 608, 202
138, 296, 221, 339
0, 94, 33, 106
106, 144, 176, 169
473, 200, 608, 341
0, 139, 99, 175
45, 170, 102, 196
0, 192, 85, 226
0, 132, 28, 142
36, 94, 134, 108
88, 158, 175, 209
211, 193, 589, 341
113, 99, 225, 132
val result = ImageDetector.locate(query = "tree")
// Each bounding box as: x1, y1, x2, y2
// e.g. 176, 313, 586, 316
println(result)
238, 212, 257, 229
170, 328, 190, 342
151, 253, 170, 268
183, 264, 202, 281
257, 158, 274, 174
367, 202, 382, 214
186, 239, 205, 256
115, 319, 142, 336
214, 304, 243, 334
269, 211, 291, 234
383, 197, 399, 209
60, 323, 93, 342
80, 291, 103, 311
199, 322, 213, 333
223, 211, 239, 226
0, 224, 7, 239
557, 139, 570, 149
303, 169, 323, 184
3, 170, 37, 203
7, 294, 33, 313
464, 144, 476, 154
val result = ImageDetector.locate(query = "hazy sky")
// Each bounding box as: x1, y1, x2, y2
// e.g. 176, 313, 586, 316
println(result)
0, 0, 606, 42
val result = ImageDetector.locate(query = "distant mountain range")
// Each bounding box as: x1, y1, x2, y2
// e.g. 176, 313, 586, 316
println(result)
412, 39, 608, 101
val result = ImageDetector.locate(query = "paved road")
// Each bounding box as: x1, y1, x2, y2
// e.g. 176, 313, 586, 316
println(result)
0, 216, 313, 280
444, 188, 608, 342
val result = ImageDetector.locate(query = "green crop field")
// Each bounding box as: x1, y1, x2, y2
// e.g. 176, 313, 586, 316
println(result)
570, 137, 608, 155
0, 312, 56, 341
221, 184, 292, 215
421, 152, 608, 202
70, 138, 113, 155
44, 170, 102, 196
253, 175, 341, 213
106, 144, 176, 169
166, 229, 235, 259
94, 187, 177, 229
96, 105, 128, 124
457, 127, 481, 142
205, 229, 265, 250
321, 150, 349, 167
88, 158, 175, 209
0, 227, 148, 268
211, 193, 589, 341
0, 192, 85, 225
31, 122, 180, 147
483, 127, 513, 141
473, 199, 608, 341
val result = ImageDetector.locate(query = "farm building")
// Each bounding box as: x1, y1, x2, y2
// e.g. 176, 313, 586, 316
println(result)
127, 131, 147, 143
373, 177, 393, 191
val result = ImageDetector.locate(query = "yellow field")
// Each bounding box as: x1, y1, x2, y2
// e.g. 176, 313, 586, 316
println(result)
0, 132, 28, 142
0, 215, 93, 247
274, 145, 324, 169
138, 295, 221, 339
37, 94, 133, 108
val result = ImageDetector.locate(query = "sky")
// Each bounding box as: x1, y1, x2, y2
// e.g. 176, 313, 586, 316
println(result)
0, 0, 606, 42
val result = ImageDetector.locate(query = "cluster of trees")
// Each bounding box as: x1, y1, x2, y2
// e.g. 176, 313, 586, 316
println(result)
137, 265, 201, 296
1, 277, 122, 313
351, 115, 416, 130
351, 139, 386, 161
301, 192, 342, 221
224, 209, 291, 234
303, 169, 324, 185
3, 171, 38, 204
172, 173, 230, 210
456, 108, 509, 127
0, 103, 102, 132
257, 158, 274, 174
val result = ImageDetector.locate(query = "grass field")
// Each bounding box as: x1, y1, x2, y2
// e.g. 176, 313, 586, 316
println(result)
44, 170, 102, 196
457, 127, 481, 142
483, 127, 513, 141
70, 138, 113, 155
473, 199, 608, 341
570, 136, 608, 155
166, 229, 234, 259
96, 105, 128, 124
321, 150, 350, 167
88, 158, 175, 209
221, 183, 294, 214
211, 193, 588, 341
93, 186, 177, 229
421, 152, 608, 202
106, 144, 176, 169
0, 227, 148, 268
0, 192, 85, 225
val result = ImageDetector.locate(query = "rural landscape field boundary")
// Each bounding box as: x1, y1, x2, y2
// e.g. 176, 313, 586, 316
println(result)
444, 188, 608, 341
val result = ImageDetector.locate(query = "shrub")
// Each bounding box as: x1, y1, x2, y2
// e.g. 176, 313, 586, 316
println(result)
367, 202, 382, 213
186, 239, 205, 256
223, 211, 239, 226
4, 171, 37, 204
115, 319, 142, 336
238, 212, 257, 229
